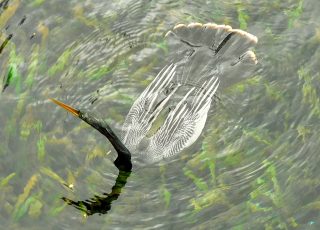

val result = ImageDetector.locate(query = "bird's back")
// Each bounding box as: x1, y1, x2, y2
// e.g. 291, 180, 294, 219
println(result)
121, 23, 258, 165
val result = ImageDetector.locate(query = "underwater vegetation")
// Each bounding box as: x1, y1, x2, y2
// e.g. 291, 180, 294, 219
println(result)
0, 0, 319, 229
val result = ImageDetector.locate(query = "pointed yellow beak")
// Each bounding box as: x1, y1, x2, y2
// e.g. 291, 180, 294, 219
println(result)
50, 98, 80, 117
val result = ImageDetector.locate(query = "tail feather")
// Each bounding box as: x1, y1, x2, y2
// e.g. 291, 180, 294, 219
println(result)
165, 22, 258, 90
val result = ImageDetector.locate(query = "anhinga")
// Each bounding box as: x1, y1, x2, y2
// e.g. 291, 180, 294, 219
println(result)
50, 22, 258, 215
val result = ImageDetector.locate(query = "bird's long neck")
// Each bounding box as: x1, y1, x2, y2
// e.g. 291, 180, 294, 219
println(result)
79, 112, 132, 171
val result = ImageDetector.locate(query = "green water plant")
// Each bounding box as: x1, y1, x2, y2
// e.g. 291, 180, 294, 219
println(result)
285, 0, 304, 28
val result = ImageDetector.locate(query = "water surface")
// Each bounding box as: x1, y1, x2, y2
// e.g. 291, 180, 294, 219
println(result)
0, 0, 319, 229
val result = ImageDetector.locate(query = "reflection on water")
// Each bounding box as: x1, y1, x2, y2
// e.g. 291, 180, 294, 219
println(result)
0, 0, 320, 229
63, 169, 131, 216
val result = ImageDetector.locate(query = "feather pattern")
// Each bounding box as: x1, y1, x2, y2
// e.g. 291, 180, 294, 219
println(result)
120, 22, 257, 165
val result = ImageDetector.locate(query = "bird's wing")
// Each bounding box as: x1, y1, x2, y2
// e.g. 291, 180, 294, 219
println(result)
121, 64, 180, 145
147, 76, 220, 163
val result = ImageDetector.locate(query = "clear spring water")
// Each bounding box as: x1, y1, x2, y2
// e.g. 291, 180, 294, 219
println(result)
0, 0, 319, 229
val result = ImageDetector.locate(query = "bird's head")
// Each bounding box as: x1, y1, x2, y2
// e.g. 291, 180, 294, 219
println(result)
50, 98, 132, 171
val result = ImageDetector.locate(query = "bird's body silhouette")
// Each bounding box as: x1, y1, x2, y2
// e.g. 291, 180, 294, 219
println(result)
52, 22, 258, 168
50, 22, 258, 215
119, 23, 258, 165
120, 63, 219, 165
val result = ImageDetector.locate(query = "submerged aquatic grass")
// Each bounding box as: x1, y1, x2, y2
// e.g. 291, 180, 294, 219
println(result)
285, 0, 304, 28
0, 173, 16, 188
0, 0, 319, 228
13, 174, 39, 221
48, 48, 72, 77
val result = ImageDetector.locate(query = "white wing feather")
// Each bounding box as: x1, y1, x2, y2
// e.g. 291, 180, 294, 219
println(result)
121, 22, 257, 165
146, 76, 220, 162
121, 64, 179, 146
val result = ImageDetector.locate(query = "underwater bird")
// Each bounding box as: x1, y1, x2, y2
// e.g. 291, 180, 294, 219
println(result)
51, 22, 258, 215
51, 23, 258, 171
